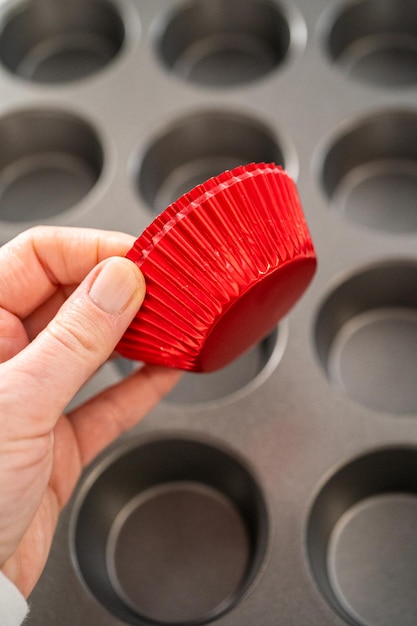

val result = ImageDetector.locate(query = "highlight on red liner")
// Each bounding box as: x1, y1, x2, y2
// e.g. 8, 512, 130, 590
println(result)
117, 163, 317, 372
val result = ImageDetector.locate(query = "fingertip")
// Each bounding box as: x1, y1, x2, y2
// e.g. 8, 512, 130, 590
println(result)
89, 257, 145, 316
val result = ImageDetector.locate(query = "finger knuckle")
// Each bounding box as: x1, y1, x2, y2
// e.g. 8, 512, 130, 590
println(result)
47, 310, 108, 358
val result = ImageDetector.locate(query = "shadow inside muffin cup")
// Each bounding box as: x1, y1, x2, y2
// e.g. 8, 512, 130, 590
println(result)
0, 109, 103, 223
154, 0, 302, 88
0, 0, 126, 84
307, 447, 417, 626
135, 109, 294, 216
71, 435, 268, 625
321, 0, 417, 88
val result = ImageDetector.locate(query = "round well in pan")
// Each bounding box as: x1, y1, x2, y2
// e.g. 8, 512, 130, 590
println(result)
118, 327, 284, 405
136, 109, 291, 215
155, 0, 302, 88
314, 260, 417, 415
307, 447, 417, 626
71, 435, 268, 625
0, 0, 126, 84
0, 109, 103, 222
320, 110, 417, 234
322, 0, 417, 88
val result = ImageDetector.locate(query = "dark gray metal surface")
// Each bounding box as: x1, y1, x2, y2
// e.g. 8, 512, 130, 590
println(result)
0, 0, 416, 624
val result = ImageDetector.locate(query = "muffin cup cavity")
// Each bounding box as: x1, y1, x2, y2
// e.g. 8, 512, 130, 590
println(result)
71, 435, 269, 625
0, 0, 126, 84
155, 0, 301, 88
136, 110, 292, 215
117, 326, 285, 405
314, 260, 417, 415
0, 109, 103, 222
320, 110, 417, 234
322, 0, 417, 88
307, 447, 417, 626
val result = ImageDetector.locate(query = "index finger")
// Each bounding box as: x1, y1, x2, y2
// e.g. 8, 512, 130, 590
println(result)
68, 365, 182, 467
0, 226, 135, 318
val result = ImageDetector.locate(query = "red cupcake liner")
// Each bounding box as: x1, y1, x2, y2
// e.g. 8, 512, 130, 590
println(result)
117, 163, 317, 371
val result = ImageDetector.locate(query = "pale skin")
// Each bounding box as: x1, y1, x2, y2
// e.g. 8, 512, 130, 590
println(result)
0, 226, 181, 599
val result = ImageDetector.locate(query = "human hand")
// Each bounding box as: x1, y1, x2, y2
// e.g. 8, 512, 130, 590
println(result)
0, 226, 180, 598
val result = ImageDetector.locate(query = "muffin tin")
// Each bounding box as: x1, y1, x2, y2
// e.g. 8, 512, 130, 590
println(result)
0, 0, 416, 624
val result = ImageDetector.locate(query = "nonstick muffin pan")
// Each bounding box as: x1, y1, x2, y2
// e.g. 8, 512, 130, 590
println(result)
0, 0, 416, 624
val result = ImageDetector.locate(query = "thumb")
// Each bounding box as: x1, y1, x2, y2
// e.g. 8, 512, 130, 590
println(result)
6, 256, 145, 429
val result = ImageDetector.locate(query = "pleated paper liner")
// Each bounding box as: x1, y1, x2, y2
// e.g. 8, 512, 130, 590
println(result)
117, 163, 317, 372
